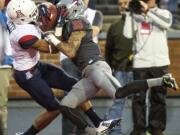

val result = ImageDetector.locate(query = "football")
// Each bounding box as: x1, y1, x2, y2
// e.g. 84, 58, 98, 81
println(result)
38, 2, 57, 32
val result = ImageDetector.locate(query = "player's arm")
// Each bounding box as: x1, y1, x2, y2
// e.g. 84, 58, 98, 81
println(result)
46, 31, 85, 58
18, 35, 59, 53
56, 31, 85, 58
32, 39, 59, 53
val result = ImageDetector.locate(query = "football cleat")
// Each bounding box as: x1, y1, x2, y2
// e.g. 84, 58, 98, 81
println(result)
96, 118, 122, 134
162, 73, 178, 91
15, 132, 24, 135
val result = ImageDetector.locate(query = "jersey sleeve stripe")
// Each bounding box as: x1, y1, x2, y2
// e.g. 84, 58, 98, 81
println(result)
19, 35, 38, 49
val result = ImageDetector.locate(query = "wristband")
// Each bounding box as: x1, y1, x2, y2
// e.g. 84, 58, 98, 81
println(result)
47, 34, 61, 46
55, 27, 62, 37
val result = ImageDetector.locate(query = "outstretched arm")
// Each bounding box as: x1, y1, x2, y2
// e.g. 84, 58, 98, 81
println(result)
18, 34, 59, 53
46, 31, 86, 58
32, 39, 59, 53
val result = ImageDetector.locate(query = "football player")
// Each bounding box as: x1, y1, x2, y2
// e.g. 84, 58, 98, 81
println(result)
38, 1, 109, 133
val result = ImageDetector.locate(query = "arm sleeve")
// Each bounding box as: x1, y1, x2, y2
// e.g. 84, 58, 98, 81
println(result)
92, 10, 103, 30
147, 8, 172, 29
18, 35, 39, 49
105, 25, 113, 66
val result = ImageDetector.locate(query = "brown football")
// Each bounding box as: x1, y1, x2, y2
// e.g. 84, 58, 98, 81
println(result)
38, 2, 58, 32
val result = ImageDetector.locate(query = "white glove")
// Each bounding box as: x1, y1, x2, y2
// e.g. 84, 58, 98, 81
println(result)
55, 26, 62, 37
44, 33, 61, 46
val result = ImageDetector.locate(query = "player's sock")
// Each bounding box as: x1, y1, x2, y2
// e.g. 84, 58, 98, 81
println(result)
115, 80, 148, 98
85, 107, 102, 127
60, 105, 88, 130
147, 77, 163, 88
23, 125, 39, 135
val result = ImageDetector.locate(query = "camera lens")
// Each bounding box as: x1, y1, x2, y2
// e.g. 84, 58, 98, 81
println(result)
129, 0, 142, 14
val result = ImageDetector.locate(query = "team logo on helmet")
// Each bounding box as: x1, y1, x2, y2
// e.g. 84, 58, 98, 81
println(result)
7, 0, 38, 25
16, 10, 25, 18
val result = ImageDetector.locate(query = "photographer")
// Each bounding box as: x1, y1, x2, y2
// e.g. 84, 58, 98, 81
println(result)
123, 0, 172, 135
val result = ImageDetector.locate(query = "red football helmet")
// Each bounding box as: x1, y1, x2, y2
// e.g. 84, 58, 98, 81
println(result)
38, 2, 58, 32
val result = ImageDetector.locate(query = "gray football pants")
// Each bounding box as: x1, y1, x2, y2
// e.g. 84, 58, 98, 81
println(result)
61, 61, 121, 108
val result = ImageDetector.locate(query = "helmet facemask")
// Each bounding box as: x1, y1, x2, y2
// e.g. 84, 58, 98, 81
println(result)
57, 0, 85, 20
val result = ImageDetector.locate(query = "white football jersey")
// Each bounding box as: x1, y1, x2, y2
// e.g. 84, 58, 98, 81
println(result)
9, 23, 41, 71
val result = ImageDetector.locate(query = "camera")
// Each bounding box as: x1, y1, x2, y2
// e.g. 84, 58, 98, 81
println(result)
129, 0, 149, 14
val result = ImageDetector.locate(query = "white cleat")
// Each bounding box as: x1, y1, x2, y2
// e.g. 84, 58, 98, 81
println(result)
162, 73, 179, 91
96, 118, 122, 134
15, 132, 24, 135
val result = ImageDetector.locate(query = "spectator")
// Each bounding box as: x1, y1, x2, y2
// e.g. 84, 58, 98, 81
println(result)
60, 0, 103, 134
104, 0, 133, 134
0, 10, 13, 135
123, 0, 173, 135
